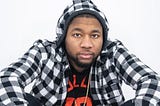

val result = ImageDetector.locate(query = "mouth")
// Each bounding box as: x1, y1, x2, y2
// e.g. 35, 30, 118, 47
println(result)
78, 52, 94, 60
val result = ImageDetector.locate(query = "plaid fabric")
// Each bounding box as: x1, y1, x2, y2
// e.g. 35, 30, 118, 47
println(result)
0, 0, 160, 106
0, 39, 160, 106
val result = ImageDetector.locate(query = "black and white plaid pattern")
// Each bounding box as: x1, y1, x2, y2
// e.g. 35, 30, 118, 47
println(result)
1, 0, 160, 105
0, 39, 160, 106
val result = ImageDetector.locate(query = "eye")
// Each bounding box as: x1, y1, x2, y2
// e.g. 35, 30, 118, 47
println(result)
72, 33, 81, 38
91, 34, 100, 39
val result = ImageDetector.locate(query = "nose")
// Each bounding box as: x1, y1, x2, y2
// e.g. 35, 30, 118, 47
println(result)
80, 35, 93, 49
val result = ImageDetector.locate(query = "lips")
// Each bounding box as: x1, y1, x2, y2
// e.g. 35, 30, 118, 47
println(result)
78, 52, 94, 59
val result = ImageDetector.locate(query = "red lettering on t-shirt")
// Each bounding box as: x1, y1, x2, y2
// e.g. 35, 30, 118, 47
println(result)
68, 75, 87, 92
75, 97, 92, 106
65, 73, 92, 106
65, 97, 92, 106
73, 75, 79, 88
81, 77, 87, 88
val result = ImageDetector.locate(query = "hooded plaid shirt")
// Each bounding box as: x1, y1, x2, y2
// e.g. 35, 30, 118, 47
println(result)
0, 0, 160, 106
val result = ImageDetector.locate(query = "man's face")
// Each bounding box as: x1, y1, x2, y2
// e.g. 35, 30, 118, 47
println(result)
65, 16, 103, 71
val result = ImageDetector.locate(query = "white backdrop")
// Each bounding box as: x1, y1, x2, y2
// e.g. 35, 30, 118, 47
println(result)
0, 0, 160, 101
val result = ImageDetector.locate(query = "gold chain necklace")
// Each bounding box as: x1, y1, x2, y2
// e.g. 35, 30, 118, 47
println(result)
74, 71, 91, 106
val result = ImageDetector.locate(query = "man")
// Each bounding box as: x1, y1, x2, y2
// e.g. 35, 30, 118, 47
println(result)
0, 0, 160, 106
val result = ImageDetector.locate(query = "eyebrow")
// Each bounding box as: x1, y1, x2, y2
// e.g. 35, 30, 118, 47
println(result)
92, 29, 102, 34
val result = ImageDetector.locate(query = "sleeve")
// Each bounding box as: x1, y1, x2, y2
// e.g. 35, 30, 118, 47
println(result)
0, 40, 46, 106
113, 40, 160, 105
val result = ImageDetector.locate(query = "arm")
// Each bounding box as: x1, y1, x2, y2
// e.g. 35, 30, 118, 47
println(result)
113, 40, 160, 105
0, 40, 45, 106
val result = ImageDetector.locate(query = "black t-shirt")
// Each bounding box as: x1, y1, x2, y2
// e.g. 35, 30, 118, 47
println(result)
63, 66, 93, 106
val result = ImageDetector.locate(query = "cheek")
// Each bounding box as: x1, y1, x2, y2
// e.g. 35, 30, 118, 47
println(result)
66, 39, 76, 48
94, 40, 103, 54
65, 38, 78, 54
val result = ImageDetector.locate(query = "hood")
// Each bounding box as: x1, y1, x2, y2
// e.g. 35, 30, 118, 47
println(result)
55, 0, 109, 51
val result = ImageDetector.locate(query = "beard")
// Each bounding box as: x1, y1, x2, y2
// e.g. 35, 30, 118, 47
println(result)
67, 52, 97, 68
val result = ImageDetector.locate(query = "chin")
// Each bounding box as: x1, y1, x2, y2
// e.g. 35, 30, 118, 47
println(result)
77, 61, 93, 68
